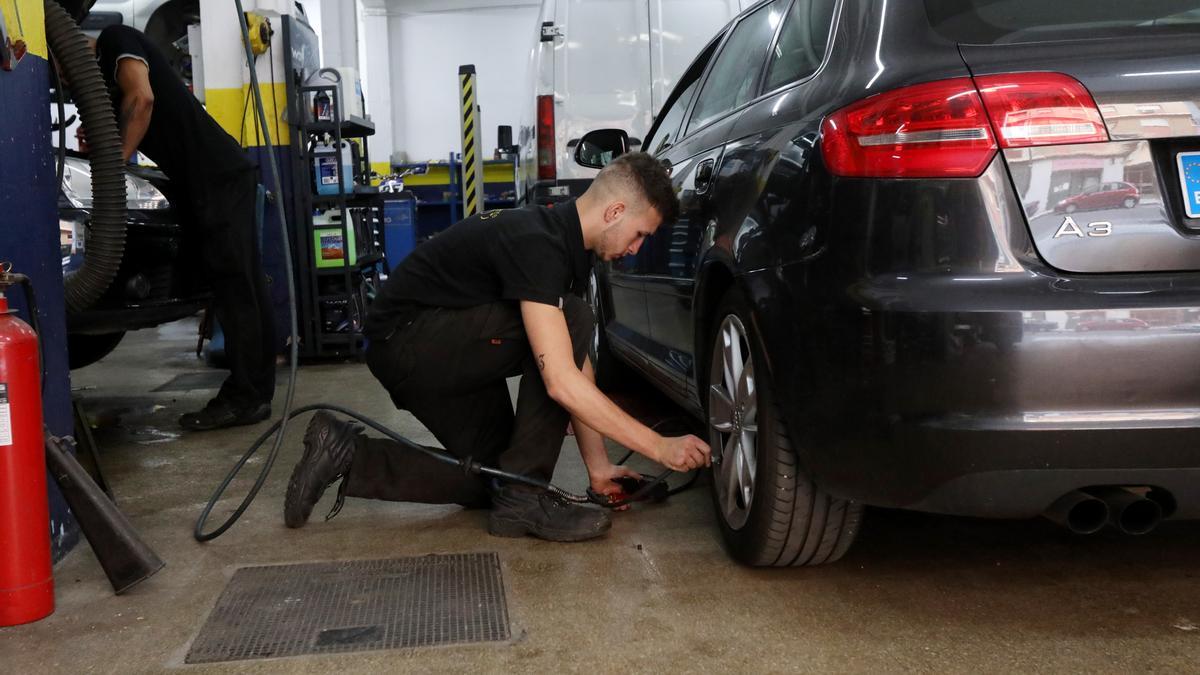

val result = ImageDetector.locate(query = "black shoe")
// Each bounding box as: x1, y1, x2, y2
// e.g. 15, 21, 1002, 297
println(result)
179, 400, 271, 431
488, 485, 612, 542
284, 411, 361, 528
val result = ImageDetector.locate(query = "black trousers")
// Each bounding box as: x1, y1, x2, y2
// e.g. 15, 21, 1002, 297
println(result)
344, 296, 593, 507
191, 170, 276, 408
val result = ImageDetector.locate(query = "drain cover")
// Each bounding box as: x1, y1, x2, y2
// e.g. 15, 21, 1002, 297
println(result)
186, 553, 510, 663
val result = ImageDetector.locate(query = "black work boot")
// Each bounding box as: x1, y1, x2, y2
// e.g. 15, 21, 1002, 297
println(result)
284, 412, 361, 528
179, 399, 271, 431
488, 484, 612, 542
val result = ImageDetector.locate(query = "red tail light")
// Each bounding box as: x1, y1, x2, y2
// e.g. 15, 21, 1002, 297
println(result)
821, 78, 997, 178
537, 95, 556, 181
973, 72, 1109, 148
821, 73, 1109, 179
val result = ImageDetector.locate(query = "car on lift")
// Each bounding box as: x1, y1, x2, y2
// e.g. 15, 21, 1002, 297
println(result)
76, 1, 199, 86
581, 0, 1200, 566
60, 153, 208, 368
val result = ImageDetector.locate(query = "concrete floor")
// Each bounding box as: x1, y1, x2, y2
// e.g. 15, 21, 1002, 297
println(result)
3, 319, 1199, 674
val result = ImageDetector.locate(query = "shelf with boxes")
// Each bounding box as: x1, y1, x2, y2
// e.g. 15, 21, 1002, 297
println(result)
289, 79, 388, 359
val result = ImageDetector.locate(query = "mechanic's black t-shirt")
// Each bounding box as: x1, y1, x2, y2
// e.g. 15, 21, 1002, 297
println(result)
365, 200, 592, 340
96, 25, 253, 192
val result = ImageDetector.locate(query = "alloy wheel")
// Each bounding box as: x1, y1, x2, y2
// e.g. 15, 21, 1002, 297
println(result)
708, 314, 758, 530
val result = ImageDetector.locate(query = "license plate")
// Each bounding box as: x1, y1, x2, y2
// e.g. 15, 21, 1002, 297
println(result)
1176, 151, 1200, 218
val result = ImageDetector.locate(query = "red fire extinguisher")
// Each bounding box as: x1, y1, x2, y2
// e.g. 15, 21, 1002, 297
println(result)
0, 266, 53, 626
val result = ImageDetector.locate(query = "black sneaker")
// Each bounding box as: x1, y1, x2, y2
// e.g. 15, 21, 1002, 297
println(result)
179, 400, 271, 431
488, 485, 612, 542
283, 412, 361, 528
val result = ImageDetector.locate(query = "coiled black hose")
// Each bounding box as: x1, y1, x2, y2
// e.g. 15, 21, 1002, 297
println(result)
44, 0, 127, 314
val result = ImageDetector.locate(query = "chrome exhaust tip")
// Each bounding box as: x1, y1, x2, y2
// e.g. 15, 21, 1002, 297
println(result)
1043, 490, 1109, 535
1088, 487, 1163, 536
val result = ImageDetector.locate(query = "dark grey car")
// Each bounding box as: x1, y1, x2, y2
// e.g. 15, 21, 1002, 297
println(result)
584, 0, 1200, 565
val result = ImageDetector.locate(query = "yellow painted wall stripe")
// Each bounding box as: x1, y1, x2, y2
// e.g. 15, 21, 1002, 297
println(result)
2, 0, 47, 60
398, 162, 515, 186
205, 82, 290, 147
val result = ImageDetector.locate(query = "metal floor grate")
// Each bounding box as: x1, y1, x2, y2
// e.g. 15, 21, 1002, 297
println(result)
186, 553, 510, 663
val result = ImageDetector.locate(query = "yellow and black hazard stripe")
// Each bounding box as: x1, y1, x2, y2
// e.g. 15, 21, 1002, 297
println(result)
458, 64, 485, 218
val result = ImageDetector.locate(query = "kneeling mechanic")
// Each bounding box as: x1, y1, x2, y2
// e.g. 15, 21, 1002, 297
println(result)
284, 153, 711, 541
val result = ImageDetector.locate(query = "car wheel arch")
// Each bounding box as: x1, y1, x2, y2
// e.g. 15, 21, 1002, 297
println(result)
692, 257, 737, 396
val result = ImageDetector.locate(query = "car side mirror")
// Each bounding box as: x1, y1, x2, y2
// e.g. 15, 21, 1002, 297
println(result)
574, 129, 629, 169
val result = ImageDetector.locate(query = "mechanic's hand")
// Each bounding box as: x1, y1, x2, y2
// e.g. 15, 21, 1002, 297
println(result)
588, 463, 642, 511
653, 434, 711, 472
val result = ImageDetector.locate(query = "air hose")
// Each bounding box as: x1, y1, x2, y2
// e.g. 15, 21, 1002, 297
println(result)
193, 0, 298, 542
44, 0, 127, 314
194, 0, 691, 542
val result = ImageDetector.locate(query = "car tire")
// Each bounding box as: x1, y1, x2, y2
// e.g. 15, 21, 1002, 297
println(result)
67, 332, 126, 370
1123, 197, 1137, 208
705, 289, 863, 566
586, 266, 632, 391
1065, 203, 1077, 213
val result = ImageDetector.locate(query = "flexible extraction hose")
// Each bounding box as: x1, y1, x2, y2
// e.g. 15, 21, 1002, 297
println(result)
44, 0, 127, 314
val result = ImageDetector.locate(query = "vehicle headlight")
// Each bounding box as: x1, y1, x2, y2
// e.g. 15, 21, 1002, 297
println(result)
61, 157, 92, 209
61, 156, 169, 210
126, 171, 169, 210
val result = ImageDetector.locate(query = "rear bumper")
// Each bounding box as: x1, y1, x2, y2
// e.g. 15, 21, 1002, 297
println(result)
746, 265, 1200, 519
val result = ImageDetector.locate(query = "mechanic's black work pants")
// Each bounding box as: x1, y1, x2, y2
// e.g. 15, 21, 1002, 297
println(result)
344, 296, 593, 507
194, 171, 276, 408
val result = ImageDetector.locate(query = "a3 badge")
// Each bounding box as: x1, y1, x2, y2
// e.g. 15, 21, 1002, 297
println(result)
1053, 216, 1112, 239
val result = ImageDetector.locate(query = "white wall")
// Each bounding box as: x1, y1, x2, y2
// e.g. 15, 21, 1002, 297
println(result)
386, 4, 539, 163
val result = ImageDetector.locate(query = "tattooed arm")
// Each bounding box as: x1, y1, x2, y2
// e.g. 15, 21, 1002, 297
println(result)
113, 57, 154, 162
520, 300, 709, 472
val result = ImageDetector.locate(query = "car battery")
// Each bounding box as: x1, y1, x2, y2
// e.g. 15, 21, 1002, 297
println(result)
319, 296, 361, 333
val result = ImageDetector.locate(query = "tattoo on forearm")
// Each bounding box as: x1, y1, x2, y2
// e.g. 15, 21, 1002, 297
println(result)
538, 353, 546, 371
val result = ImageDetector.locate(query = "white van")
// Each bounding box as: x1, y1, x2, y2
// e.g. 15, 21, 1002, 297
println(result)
517, 0, 746, 205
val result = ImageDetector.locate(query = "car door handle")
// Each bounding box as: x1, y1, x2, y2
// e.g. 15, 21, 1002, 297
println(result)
695, 158, 715, 194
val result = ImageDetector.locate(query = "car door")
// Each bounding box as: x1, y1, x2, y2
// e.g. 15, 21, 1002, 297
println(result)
602, 236, 654, 355
1078, 184, 1102, 210
641, 0, 790, 391
598, 31, 720, 389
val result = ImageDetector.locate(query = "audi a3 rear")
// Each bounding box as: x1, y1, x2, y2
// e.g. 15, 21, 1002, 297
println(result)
587, 0, 1200, 565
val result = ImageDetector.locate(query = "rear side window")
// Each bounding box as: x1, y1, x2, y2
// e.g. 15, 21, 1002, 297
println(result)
649, 79, 701, 155
686, 0, 785, 135
763, 0, 837, 92
924, 0, 1200, 44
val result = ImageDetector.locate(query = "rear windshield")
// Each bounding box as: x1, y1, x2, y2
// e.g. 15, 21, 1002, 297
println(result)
923, 1, 1200, 44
